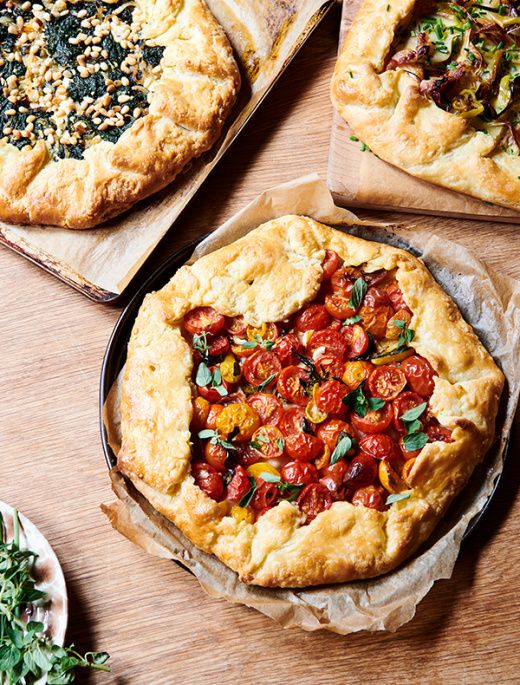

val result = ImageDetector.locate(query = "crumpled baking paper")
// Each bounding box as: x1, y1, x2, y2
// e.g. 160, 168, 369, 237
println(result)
102, 175, 520, 633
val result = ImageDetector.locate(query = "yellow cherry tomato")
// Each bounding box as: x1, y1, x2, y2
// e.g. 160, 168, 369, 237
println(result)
191, 396, 210, 431
378, 459, 407, 494
230, 505, 254, 524
215, 403, 260, 442
402, 458, 417, 486
342, 361, 373, 390
220, 353, 241, 383
247, 322, 268, 341
385, 310, 412, 341
247, 462, 280, 480
314, 444, 331, 470
305, 383, 328, 424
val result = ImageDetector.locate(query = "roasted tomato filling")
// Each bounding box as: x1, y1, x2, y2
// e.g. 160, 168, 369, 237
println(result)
183, 254, 452, 525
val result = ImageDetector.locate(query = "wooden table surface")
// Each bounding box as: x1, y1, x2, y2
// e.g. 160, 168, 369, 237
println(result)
2, 5, 520, 684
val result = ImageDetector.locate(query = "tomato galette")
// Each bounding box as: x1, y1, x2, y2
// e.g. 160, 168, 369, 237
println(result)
331, 0, 520, 210
118, 215, 503, 587
0, 0, 239, 228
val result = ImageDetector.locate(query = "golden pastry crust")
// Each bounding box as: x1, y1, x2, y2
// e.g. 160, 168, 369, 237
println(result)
118, 215, 504, 587
0, 0, 240, 229
330, 0, 520, 211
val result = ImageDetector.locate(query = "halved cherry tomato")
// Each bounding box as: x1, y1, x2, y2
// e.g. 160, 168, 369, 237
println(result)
236, 444, 264, 467
351, 403, 393, 434
204, 441, 228, 472
386, 282, 410, 312
295, 304, 330, 332
358, 305, 393, 339
315, 379, 348, 414
281, 461, 318, 486
386, 310, 412, 340
204, 403, 224, 430
208, 335, 230, 358
191, 396, 210, 431
273, 333, 302, 366
425, 421, 453, 443
284, 432, 324, 462
297, 483, 333, 523
277, 366, 310, 406
305, 389, 329, 424
307, 328, 348, 358
242, 349, 281, 387
215, 403, 260, 442
251, 425, 285, 458
378, 459, 406, 493
364, 269, 389, 287
331, 267, 362, 292
246, 322, 279, 342
251, 481, 279, 511
226, 465, 251, 503
364, 286, 391, 308
351, 485, 388, 511
220, 354, 241, 383
324, 292, 357, 320
342, 324, 369, 359
392, 391, 425, 434
247, 462, 280, 480
367, 366, 407, 400
399, 435, 423, 459
319, 460, 349, 500
343, 360, 373, 390
230, 505, 255, 524
197, 370, 232, 403
315, 444, 331, 470
246, 393, 283, 426
345, 453, 377, 488
231, 340, 258, 358
402, 458, 416, 485
360, 434, 401, 461
226, 315, 247, 336
315, 352, 344, 378
192, 462, 224, 501
316, 419, 353, 451
279, 407, 311, 436
402, 355, 436, 398
184, 307, 225, 336
321, 250, 343, 280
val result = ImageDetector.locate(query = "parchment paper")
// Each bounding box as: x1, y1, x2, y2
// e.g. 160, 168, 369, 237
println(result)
102, 175, 520, 633
327, 0, 520, 223
0, 0, 332, 300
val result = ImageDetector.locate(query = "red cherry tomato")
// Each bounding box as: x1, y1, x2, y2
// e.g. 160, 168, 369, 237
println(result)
331, 267, 362, 292
351, 484, 388, 511
401, 355, 436, 398
246, 392, 283, 426
364, 269, 389, 287
236, 444, 264, 467
307, 328, 348, 358
284, 432, 324, 462
273, 333, 302, 366
319, 460, 349, 500
192, 462, 224, 501
226, 465, 251, 503
315, 379, 348, 414
386, 282, 410, 312
281, 461, 318, 486
184, 307, 225, 336
358, 305, 393, 339
277, 365, 310, 406
242, 349, 281, 387
344, 453, 377, 488
364, 286, 391, 308
360, 434, 401, 461
351, 403, 393, 434
392, 391, 425, 434
321, 250, 344, 280
204, 441, 228, 472
251, 481, 279, 511
197, 369, 232, 402
425, 421, 453, 443
207, 335, 230, 357
297, 483, 333, 524
225, 315, 247, 336
367, 366, 407, 400
316, 419, 352, 451
314, 352, 345, 378
324, 292, 357, 320
342, 324, 369, 359
251, 425, 285, 458
279, 406, 309, 436
295, 304, 331, 332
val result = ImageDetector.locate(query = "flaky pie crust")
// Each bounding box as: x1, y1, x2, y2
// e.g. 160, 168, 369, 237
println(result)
330, 0, 520, 211
1, 0, 240, 229
118, 216, 504, 587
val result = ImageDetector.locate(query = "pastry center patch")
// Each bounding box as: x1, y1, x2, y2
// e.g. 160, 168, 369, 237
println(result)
0, 0, 165, 160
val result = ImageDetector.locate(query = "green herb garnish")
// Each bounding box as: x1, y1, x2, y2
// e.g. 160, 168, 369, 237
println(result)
392, 318, 415, 349
197, 429, 236, 451
386, 491, 412, 505
348, 278, 368, 309
330, 433, 353, 465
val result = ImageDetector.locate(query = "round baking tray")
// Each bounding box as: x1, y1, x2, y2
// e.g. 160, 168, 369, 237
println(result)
99, 235, 511, 548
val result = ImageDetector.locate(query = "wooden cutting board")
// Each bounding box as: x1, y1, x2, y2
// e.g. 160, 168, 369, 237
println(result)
328, 0, 520, 223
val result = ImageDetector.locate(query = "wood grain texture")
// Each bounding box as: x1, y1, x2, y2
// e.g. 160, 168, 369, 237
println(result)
1, 4, 520, 684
